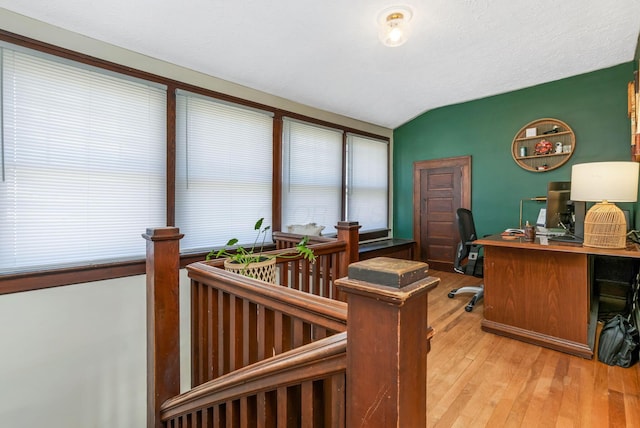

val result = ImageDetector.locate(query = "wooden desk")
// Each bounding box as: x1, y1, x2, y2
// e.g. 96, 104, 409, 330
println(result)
476, 235, 640, 359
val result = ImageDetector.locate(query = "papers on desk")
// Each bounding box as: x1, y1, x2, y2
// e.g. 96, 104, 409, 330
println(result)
536, 226, 566, 237
536, 209, 546, 228
502, 228, 524, 237
501, 227, 569, 243
502, 227, 567, 237
500, 229, 524, 239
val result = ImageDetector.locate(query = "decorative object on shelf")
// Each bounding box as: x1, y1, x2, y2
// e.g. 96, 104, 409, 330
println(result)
511, 118, 576, 172
206, 218, 316, 282
570, 162, 639, 249
534, 139, 553, 155
554, 142, 563, 153
519, 146, 527, 157
377, 6, 413, 47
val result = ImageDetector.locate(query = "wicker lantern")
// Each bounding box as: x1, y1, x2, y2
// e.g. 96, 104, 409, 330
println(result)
571, 162, 639, 249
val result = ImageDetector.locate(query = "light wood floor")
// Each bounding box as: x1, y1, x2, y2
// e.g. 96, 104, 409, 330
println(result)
426, 269, 640, 428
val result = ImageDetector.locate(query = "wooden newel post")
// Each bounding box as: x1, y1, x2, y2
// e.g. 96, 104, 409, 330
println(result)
143, 227, 184, 428
335, 221, 360, 272
336, 257, 439, 427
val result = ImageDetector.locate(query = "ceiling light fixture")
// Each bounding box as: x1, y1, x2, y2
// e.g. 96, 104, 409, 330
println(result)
378, 6, 413, 47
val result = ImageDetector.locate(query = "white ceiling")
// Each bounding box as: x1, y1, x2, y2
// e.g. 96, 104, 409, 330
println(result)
1, 0, 639, 129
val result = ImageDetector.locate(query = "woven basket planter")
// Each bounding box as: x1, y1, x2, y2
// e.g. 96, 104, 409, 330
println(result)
224, 256, 276, 283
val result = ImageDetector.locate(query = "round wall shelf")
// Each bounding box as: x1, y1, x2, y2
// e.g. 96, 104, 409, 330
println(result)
511, 118, 576, 172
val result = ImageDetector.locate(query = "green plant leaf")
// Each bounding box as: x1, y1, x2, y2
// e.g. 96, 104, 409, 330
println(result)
215, 248, 227, 258
296, 236, 316, 262
206, 218, 316, 273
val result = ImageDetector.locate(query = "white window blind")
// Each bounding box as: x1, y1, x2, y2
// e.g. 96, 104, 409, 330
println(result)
346, 134, 389, 231
0, 47, 167, 273
175, 91, 273, 251
282, 119, 343, 234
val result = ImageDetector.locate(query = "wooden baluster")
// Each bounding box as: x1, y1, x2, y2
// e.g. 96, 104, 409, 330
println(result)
143, 227, 184, 428
229, 294, 243, 371
219, 291, 230, 375
320, 256, 331, 298
190, 281, 203, 386
337, 257, 439, 427
243, 299, 258, 365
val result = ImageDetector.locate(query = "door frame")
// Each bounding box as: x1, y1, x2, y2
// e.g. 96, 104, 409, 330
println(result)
412, 156, 472, 265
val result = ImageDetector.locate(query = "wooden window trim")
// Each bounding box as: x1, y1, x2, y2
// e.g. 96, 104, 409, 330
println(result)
0, 29, 390, 294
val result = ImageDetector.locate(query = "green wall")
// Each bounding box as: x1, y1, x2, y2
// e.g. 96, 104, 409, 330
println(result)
393, 62, 635, 238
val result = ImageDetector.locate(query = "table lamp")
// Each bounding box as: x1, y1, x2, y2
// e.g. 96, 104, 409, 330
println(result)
570, 162, 639, 249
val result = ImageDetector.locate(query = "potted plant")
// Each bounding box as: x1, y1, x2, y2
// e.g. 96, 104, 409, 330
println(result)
206, 218, 316, 283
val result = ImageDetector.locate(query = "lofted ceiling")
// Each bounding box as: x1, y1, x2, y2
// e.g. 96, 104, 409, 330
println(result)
0, 1, 639, 129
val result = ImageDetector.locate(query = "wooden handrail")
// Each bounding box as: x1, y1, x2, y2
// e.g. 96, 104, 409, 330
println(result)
145, 221, 439, 427
188, 261, 348, 331
160, 332, 347, 421
272, 231, 335, 248
189, 246, 349, 387
201, 238, 349, 300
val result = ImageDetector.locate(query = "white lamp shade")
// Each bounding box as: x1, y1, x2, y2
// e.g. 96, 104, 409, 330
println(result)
570, 161, 639, 202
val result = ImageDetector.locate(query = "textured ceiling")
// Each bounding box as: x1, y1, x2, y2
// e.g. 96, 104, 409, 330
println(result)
0, 0, 639, 129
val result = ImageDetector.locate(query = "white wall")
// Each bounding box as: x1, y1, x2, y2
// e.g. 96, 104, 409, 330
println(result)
0, 271, 192, 428
0, 276, 147, 427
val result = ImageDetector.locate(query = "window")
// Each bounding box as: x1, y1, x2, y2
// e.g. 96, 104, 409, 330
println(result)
346, 134, 389, 231
282, 120, 389, 235
0, 33, 391, 289
0, 45, 167, 273
282, 119, 343, 235
175, 91, 274, 251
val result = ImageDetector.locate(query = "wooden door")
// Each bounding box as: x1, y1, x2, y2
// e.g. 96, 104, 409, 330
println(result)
413, 156, 471, 271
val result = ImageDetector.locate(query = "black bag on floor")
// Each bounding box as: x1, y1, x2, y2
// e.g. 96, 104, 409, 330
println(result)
598, 314, 639, 367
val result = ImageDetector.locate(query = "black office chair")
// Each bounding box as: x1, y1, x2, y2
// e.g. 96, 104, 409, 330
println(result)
448, 208, 484, 312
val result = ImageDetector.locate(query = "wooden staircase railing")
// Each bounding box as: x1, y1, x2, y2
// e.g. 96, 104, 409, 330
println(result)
144, 221, 439, 428
188, 258, 348, 387
162, 332, 348, 426
272, 221, 360, 301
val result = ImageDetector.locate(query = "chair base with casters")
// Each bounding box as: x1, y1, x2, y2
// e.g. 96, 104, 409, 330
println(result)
448, 285, 484, 312
448, 208, 484, 312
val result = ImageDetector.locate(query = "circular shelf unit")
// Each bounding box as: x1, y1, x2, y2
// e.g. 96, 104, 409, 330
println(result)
511, 118, 576, 172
